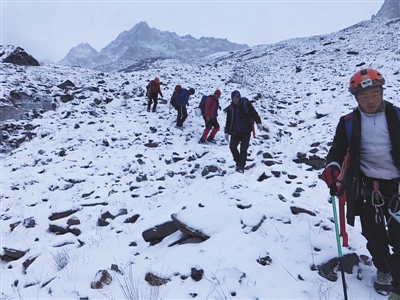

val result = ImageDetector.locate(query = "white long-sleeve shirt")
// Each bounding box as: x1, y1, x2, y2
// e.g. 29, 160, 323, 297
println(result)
360, 109, 400, 179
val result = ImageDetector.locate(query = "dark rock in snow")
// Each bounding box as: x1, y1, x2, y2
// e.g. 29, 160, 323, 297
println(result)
3, 47, 39, 66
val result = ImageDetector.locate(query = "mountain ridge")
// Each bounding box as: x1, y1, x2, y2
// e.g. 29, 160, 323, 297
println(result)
59, 21, 249, 69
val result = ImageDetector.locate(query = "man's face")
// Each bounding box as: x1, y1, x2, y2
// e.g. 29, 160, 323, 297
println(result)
232, 96, 240, 104
356, 86, 383, 114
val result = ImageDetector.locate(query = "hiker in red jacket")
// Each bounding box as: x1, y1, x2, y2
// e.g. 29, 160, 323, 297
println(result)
199, 90, 221, 144
146, 77, 163, 112
321, 68, 400, 299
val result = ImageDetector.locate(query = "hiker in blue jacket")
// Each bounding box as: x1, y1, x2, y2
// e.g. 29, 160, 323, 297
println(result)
175, 87, 195, 128
199, 89, 221, 144
321, 68, 400, 299
224, 90, 262, 173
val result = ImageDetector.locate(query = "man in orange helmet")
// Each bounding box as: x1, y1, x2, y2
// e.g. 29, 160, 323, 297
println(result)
321, 68, 400, 299
146, 77, 163, 112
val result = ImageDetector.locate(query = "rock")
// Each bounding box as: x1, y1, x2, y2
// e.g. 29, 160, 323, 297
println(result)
3, 47, 39, 66
142, 221, 179, 245
90, 270, 112, 289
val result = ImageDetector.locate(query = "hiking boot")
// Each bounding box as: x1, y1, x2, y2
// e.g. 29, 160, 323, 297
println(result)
235, 162, 244, 173
199, 138, 206, 144
207, 136, 216, 143
236, 167, 244, 173
147, 108, 150, 112
389, 292, 400, 300
374, 271, 393, 295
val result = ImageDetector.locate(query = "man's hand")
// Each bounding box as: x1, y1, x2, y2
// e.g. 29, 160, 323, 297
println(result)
321, 166, 340, 195
257, 123, 263, 131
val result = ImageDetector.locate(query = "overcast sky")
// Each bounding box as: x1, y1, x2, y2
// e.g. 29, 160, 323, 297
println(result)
1, 0, 384, 63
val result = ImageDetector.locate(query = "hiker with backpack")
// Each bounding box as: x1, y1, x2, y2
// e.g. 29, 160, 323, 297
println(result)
199, 89, 222, 144
224, 90, 262, 173
321, 68, 400, 300
175, 87, 195, 128
146, 77, 163, 112
170, 85, 182, 111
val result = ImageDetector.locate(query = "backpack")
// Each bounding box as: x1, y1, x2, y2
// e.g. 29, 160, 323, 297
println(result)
170, 85, 182, 109
196, 95, 211, 117
146, 81, 153, 97
345, 106, 400, 144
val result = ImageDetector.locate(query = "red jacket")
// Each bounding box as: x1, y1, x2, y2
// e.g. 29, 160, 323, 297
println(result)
146, 80, 163, 97
204, 96, 219, 119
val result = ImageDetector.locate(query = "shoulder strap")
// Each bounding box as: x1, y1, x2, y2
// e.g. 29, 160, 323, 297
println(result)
241, 98, 249, 113
344, 112, 353, 146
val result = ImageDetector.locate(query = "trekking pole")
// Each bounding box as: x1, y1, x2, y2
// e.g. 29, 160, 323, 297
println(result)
331, 190, 348, 300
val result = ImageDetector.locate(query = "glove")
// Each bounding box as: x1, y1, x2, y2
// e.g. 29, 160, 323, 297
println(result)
225, 133, 230, 141
257, 123, 263, 131
321, 166, 340, 195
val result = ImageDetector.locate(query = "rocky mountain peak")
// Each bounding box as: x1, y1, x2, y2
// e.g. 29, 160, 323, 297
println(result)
375, 0, 400, 19
58, 42, 99, 68
59, 22, 248, 70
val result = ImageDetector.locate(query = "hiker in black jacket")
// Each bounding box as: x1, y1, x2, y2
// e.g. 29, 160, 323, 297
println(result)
224, 90, 262, 173
321, 68, 400, 299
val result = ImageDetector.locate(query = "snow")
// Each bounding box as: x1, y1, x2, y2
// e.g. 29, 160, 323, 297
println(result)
1, 17, 400, 300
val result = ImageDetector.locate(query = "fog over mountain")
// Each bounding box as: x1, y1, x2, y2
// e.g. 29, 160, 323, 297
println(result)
58, 21, 248, 69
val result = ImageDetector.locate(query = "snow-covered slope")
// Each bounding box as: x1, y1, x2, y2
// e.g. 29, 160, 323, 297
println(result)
1, 17, 399, 300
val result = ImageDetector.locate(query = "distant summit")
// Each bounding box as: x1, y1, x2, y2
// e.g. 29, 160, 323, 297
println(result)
59, 21, 249, 69
375, 0, 400, 19
58, 43, 99, 68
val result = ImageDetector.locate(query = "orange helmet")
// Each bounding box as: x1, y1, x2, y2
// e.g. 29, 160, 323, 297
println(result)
349, 68, 385, 95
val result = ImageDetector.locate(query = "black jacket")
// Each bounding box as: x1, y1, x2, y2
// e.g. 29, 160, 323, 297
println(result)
224, 99, 261, 134
326, 101, 400, 226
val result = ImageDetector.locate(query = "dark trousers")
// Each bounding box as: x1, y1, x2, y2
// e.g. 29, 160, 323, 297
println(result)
147, 94, 158, 111
229, 132, 251, 166
357, 177, 400, 294
176, 105, 188, 127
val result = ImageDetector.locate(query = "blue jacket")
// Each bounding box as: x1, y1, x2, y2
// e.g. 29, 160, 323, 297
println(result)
176, 89, 191, 107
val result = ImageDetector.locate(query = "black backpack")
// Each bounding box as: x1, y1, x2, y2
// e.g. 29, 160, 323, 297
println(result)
170, 85, 182, 109
146, 81, 153, 97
